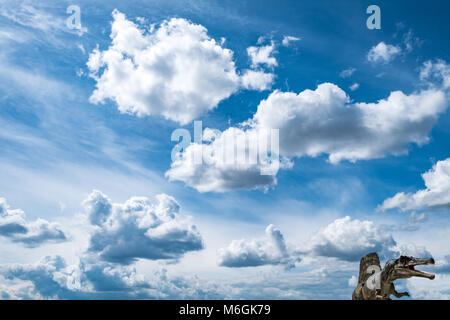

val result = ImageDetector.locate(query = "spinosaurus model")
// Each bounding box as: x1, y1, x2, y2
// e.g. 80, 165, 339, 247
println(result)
352, 252, 435, 300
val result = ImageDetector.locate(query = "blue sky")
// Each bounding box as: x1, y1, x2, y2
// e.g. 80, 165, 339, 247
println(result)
0, 0, 450, 299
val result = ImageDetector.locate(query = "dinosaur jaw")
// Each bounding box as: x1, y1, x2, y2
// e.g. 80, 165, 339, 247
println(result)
407, 258, 435, 279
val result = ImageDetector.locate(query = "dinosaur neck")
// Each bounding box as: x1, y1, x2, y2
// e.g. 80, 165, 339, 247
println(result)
381, 265, 396, 284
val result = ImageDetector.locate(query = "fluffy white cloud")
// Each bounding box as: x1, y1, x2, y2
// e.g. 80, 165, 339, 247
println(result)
0, 255, 225, 299
240, 69, 274, 91
247, 42, 277, 68
0, 254, 360, 300
420, 59, 450, 89
166, 126, 292, 192
252, 82, 447, 164
397, 243, 432, 258
281, 35, 300, 47
83, 190, 203, 264
87, 10, 241, 124
167, 61, 449, 192
367, 42, 401, 63
309, 216, 397, 261
380, 158, 450, 211
1, 255, 148, 299
406, 276, 450, 300
0, 197, 66, 247
218, 225, 298, 269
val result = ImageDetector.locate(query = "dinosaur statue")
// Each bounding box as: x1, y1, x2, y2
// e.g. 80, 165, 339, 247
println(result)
352, 252, 435, 300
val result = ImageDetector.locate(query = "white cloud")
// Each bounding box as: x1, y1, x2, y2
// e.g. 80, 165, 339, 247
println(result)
420, 59, 450, 89
367, 42, 401, 63
0, 197, 66, 247
247, 41, 277, 68
409, 212, 427, 224
401, 29, 423, 53
83, 190, 203, 264
218, 217, 429, 267
380, 158, 450, 211
165, 126, 292, 192
167, 61, 449, 192
218, 225, 298, 269
309, 216, 397, 261
348, 275, 358, 287
240, 69, 274, 91
397, 243, 432, 258
0, 255, 226, 299
349, 83, 359, 91
406, 274, 450, 299
252, 81, 447, 164
87, 10, 241, 125
434, 256, 450, 274
0, 254, 360, 299
0, 3, 87, 36
281, 35, 300, 47
339, 67, 356, 78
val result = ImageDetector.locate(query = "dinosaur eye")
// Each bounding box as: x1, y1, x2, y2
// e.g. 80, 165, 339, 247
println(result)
399, 256, 408, 265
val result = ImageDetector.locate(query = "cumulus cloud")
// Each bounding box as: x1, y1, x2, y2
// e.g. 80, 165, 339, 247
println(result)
87, 10, 243, 124
0, 197, 66, 247
251, 81, 447, 164
420, 59, 450, 89
83, 190, 203, 264
217, 217, 429, 266
339, 67, 356, 78
367, 42, 401, 63
167, 60, 449, 192
0, 255, 225, 299
397, 243, 432, 258
309, 216, 397, 261
281, 35, 300, 47
240, 69, 274, 91
218, 225, 298, 269
0, 254, 360, 300
166, 126, 292, 192
407, 276, 450, 300
247, 41, 277, 68
380, 158, 450, 211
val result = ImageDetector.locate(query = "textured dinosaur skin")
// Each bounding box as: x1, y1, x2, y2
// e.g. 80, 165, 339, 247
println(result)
352, 252, 435, 300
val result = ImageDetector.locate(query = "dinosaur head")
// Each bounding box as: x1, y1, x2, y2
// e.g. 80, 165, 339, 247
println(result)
391, 256, 435, 280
